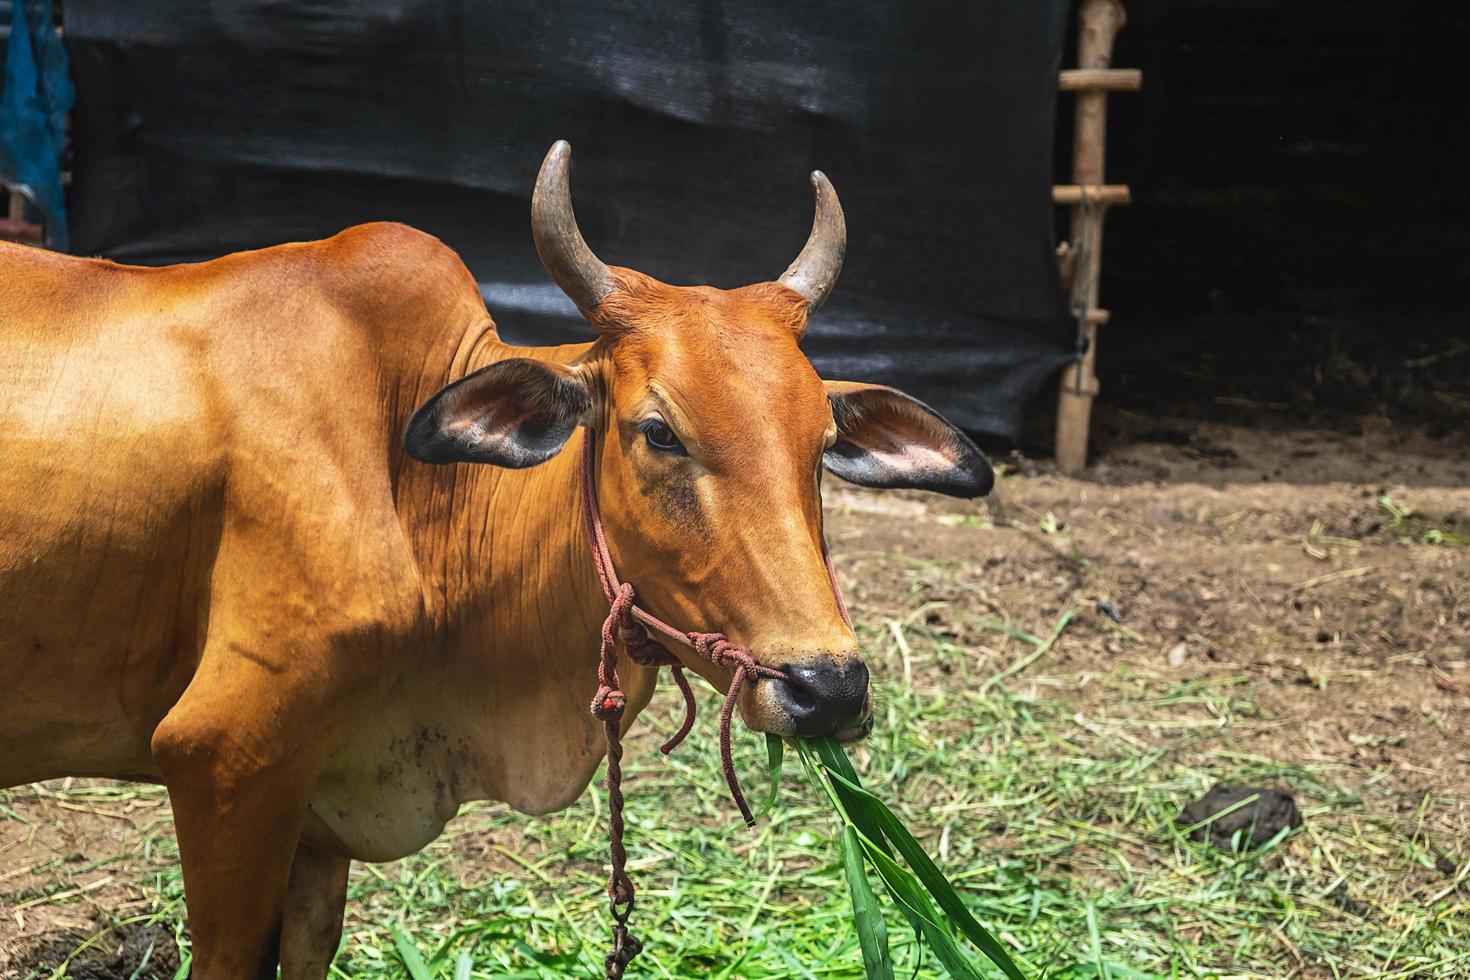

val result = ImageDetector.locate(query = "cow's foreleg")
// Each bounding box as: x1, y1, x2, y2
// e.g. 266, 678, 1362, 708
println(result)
153, 681, 330, 980
280, 841, 351, 980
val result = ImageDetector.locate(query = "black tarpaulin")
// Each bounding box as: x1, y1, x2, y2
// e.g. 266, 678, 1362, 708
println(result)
62, 0, 1074, 441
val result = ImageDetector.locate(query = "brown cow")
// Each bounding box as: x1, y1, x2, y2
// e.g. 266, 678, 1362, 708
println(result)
0, 142, 990, 978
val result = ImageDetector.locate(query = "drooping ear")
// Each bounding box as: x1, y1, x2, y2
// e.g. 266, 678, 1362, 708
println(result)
405, 358, 594, 467
823, 381, 993, 498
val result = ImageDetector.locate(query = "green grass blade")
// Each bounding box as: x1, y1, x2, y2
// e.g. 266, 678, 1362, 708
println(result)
801, 738, 924, 948
841, 824, 896, 980
453, 951, 472, 980
124, 936, 156, 980
1086, 899, 1106, 978
855, 830, 985, 980
760, 733, 785, 818
978, 607, 1077, 695
389, 925, 435, 980
816, 739, 1028, 980
810, 733, 863, 787
809, 738, 894, 858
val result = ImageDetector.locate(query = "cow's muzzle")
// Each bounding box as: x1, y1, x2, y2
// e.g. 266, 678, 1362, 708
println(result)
771, 657, 871, 739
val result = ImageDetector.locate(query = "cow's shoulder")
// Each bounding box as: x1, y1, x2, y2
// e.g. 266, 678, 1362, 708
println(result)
307, 223, 488, 332
317, 220, 458, 261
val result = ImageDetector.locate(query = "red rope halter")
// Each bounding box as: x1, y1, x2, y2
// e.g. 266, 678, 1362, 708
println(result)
579, 428, 852, 978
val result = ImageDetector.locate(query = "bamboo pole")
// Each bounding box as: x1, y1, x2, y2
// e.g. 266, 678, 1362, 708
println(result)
1054, 0, 1130, 474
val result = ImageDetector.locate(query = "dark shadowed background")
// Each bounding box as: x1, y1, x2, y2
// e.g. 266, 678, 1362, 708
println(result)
61, 0, 1076, 443
1052, 0, 1469, 454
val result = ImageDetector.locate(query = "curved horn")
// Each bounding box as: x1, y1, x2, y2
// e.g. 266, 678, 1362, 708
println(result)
532, 141, 614, 311
778, 171, 846, 312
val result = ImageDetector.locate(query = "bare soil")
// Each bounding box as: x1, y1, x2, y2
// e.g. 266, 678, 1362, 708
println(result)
0, 786, 176, 977
3, 412, 1467, 976
840, 413, 1470, 789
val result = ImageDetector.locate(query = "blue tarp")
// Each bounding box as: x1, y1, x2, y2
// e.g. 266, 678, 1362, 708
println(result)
0, 0, 72, 249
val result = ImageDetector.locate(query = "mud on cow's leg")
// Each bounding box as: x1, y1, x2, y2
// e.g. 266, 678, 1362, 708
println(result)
152, 676, 335, 980
281, 841, 351, 980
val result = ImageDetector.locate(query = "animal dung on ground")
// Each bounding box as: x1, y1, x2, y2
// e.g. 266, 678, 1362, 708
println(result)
1177, 784, 1303, 851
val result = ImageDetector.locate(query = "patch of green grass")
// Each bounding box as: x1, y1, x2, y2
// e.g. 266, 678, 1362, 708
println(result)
327, 651, 1470, 979
1379, 495, 1470, 547
5, 589, 1467, 978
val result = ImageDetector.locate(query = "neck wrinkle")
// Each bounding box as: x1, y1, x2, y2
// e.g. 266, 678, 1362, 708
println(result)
392, 335, 609, 679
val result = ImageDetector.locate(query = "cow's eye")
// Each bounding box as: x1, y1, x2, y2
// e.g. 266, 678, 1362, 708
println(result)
639, 418, 686, 455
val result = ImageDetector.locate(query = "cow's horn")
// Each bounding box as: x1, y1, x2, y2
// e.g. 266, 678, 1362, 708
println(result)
532, 141, 615, 311
778, 171, 846, 312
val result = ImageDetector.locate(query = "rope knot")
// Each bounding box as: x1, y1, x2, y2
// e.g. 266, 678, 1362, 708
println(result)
689, 632, 752, 670
617, 621, 649, 647
611, 581, 636, 609
620, 625, 673, 668
604, 924, 643, 980
591, 684, 626, 721
608, 871, 635, 908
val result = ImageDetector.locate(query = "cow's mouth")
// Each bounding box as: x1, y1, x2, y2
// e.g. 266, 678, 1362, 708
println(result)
834, 714, 875, 743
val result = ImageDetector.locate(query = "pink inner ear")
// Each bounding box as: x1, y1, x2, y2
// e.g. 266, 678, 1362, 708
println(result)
442, 387, 530, 445
869, 440, 956, 473
843, 398, 960, 473
858, 416, 957, 472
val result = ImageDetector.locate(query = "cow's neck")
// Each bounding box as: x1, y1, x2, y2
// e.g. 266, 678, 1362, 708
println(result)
392, 334, 658, 814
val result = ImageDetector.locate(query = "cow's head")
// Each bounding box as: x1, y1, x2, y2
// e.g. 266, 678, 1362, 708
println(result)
407, 142, 991, 741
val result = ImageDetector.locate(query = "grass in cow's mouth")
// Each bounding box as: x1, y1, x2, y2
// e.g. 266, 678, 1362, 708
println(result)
790, 735, 1027, 979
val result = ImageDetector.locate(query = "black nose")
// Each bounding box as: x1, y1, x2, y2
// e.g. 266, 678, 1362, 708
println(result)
771, 658, 870, 736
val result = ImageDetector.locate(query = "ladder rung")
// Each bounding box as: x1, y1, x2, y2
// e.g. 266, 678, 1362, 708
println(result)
1069, 309, 1111, 326
1053, 184, 1131, 206
1059, 68, 1142, 92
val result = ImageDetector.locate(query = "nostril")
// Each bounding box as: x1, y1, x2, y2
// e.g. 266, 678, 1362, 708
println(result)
777, 675, 817, 713
773, 658, 870, 736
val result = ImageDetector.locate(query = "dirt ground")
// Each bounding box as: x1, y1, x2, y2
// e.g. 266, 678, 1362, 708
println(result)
3, 407, 1467, 976
853, 409, 1470, 793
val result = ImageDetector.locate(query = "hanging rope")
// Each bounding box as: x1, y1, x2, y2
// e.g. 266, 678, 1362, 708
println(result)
578, 428, 851, 978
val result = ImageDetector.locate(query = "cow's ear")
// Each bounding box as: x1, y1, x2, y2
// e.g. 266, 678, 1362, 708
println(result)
823, 381, 993, 498
405, 358, 594, 467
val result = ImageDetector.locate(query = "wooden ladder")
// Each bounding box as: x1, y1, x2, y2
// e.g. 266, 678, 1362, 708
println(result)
1053, 0, 1139, 473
